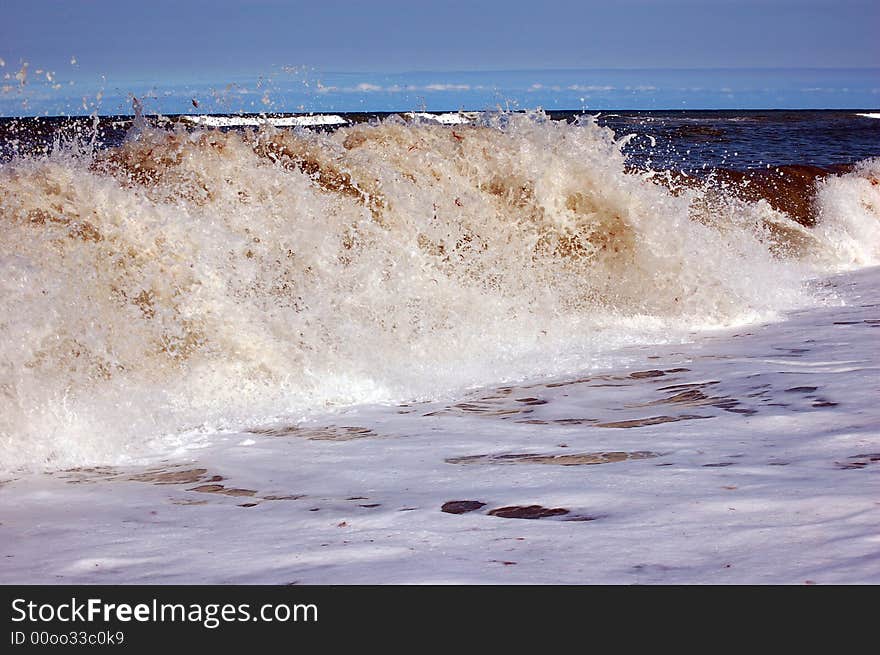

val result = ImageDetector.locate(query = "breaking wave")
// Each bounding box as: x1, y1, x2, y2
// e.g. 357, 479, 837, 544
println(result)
1, 113, 878, 470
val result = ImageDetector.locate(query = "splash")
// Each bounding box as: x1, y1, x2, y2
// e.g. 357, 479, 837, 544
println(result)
813, 158, 880, 267
0, 113, 877, 470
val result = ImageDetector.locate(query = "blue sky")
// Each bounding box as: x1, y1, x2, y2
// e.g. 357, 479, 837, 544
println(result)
1, 0, 878, 114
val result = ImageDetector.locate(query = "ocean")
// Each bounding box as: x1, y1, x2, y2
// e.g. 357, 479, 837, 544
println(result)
0, 108, 878, 583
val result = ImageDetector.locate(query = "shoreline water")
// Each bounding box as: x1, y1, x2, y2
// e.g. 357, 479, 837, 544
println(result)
1, 264, 877, 584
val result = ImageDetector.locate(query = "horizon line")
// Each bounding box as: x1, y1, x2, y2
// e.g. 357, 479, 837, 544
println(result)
3, 107, 880, 120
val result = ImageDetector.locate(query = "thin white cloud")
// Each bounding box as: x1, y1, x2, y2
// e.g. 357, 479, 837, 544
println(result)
567, 85, 615, 92
424, 83, 471, 92
316, 82, 476, 94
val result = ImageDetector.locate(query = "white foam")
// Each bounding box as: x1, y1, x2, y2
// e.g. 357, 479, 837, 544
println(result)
403, 111, 479, 125
855, 112, 880, 119
814, 158, 880, 268
181, 114, 349, 127
2, 265, 879, 583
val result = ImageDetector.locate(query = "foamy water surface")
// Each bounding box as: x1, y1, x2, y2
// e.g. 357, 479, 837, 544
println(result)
0, 110, 879, 583
1, 113, 878, 471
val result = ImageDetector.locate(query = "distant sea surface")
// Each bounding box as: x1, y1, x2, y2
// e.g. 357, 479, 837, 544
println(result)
1, 67, 878, 116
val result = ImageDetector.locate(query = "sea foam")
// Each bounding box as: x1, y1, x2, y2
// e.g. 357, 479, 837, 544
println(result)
0, 113, 877, 470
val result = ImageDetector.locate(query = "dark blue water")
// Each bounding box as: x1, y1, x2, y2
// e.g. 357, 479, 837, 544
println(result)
1, 110, 878, 172
590, 110, 880, 172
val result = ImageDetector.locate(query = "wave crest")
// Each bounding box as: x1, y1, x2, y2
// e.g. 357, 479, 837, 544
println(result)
1, 114, 877, 469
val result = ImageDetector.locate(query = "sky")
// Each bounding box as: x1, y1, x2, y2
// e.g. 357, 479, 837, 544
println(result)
1, 0, 878, 114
